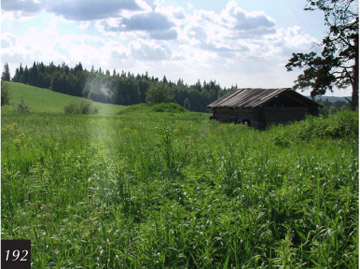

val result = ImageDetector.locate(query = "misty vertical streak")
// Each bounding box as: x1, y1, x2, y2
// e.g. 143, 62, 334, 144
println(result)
83, 76, 113, 104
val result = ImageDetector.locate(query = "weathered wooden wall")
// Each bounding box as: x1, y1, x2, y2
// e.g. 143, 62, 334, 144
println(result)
264, 107, 308, 127
211, 105, 318, 129
211, 108, 265, 129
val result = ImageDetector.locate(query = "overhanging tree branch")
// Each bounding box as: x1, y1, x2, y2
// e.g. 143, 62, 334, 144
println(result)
286, 0, 358, 110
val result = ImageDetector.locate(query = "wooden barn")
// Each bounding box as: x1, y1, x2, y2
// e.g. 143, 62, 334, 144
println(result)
207, 88, 320, 129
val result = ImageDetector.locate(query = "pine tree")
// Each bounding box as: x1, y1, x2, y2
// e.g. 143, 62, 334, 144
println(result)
23, 66, 29, 84
286, 0, 358, 109
184, 98, 191, 110
1, 63, 11, 81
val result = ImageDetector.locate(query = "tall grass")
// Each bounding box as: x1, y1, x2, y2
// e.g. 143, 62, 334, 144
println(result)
1, 110, 358, 267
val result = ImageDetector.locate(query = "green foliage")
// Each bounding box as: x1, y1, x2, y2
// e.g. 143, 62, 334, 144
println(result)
286, 0, 358, 109
286, 52, 336, 95
117, 103, 148, 114
16, 98, 30, 113
1, 63, 11, 81
272, 110, 358, 147
146, 83, 173, 104
64, 100, 98, 115
117, 103, 187, 115
1, 80, 11, 106
318, 99, 350, 115
184, 97, 191, 110
151, 103, 186, 113
1, 109, 358, 267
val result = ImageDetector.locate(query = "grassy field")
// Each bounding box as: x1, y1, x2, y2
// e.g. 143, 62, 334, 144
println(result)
1, 81, 124, 115
1, 82, 359, 268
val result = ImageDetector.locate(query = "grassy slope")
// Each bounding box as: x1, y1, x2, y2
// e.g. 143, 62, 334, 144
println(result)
1, 81, 125, 115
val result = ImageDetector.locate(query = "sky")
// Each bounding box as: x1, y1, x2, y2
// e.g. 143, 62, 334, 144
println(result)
0, 0, 353, 96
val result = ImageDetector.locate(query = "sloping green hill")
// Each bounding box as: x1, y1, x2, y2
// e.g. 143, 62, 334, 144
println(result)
1, 81, 125, 115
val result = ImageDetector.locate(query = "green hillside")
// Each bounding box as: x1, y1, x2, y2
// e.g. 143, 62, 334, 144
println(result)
1, 81, 125, 115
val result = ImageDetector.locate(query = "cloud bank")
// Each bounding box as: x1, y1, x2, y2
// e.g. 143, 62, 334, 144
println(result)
1, 0, 319, 89
2, 0, 141, 19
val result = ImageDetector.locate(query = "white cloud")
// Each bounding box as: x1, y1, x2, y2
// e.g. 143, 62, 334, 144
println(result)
2, 0, 42, 14
3, 27, 63, 62
149, 29, 178, 40
101, 11, 177, 40
1, 0, 325, 90
118, 12, 173, 31
173, 1, 317, 65
276, 26, 318, 51
1, 0, 143, 20
154, 5, 185, 20
130, 40, 171, 60
49, 0, 141, 21
1, 33, 17, 49
135, 0, 154, 12
79, 21, 91, 30
221, 1, 276, 35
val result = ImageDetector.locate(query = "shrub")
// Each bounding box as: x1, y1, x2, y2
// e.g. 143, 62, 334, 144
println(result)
64, 100, 98, 115
117, 103, 148, 114
322, 110, 358, 138
272, 110, 358, 146
151, 103, 186, 113
16, 98, 30, 113
117, 103, 187, 115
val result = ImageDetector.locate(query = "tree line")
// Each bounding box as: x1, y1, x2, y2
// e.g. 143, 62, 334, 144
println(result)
6, 61, 232, 112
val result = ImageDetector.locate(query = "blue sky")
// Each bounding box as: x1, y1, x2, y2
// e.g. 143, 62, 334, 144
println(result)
1, 0, 352, 96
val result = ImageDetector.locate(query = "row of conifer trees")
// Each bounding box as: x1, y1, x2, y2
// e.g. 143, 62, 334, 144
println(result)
7, 62, 234, 112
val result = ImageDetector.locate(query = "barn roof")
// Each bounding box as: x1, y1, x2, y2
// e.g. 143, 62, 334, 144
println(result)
207, 88, 320, 109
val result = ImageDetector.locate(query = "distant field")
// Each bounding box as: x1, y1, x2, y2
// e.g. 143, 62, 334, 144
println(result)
1, 81, 125, 115
1, 81, 358, 267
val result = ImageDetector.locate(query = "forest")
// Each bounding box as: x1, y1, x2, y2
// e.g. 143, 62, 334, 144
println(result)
9, 62, 228, 112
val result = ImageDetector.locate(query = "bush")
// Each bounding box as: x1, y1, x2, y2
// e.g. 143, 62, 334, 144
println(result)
1, 80, 11, 106
322, 110, 358, 138
117, 103, 148, 114
272, 110, 358, 146
151, 103, 186, 113
64, 100, 98, 115
16, 98, 30, 113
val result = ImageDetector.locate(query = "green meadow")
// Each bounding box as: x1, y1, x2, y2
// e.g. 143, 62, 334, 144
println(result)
1, 82, 124, 115
1, 82, 358, 268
